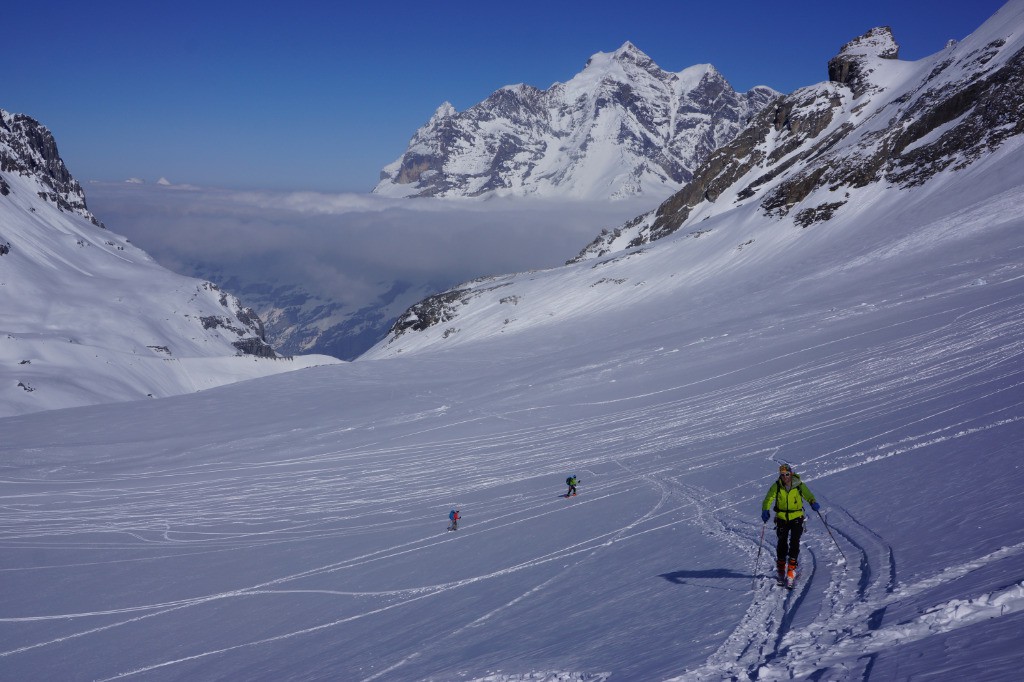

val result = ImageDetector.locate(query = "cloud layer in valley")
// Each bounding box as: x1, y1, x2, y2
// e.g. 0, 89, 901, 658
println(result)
85, 181, 658, 318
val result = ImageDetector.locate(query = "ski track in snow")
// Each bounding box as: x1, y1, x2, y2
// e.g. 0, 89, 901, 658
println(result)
669, 491, 1024, 681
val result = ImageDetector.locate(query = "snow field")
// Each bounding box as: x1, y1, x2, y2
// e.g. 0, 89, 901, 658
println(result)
3, 241, 1024, 679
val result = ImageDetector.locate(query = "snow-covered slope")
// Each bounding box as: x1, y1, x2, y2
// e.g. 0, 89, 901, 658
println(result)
374, 42, 778, 200
0, 110, 340, 416
2, 122, 1023, 681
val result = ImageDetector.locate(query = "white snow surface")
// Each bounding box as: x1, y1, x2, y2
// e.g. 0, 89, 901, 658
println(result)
3, 115, 1024, 682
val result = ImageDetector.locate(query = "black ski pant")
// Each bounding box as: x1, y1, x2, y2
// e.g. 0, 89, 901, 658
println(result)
775, 516, 804, 564
567, 485, 577, 496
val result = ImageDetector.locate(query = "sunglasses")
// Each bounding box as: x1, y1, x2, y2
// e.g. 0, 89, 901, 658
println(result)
780, 472, 792, 477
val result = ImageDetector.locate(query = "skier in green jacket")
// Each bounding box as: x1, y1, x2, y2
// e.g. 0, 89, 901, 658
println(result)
761, 464, 819, 586
565, 475, 579, 497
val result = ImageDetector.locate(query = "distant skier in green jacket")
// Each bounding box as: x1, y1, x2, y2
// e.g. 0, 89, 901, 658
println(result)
761, 464, 819, 586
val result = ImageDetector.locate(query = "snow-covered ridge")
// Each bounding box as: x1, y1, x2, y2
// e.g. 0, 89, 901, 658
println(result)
374, 42, 779, 200
1, 108, 340, 416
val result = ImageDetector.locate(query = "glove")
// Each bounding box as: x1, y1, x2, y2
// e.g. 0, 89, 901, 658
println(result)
761, 510, 770, 523
811, 502, 820, 512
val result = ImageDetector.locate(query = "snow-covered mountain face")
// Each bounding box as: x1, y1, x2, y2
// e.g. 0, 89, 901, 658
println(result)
366, 3, 1024, 359
571, 15, 1024, 261
0, 110, 338, 416
374, 42, 779, 200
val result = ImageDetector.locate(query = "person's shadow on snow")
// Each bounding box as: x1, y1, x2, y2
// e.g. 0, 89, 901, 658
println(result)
659, 569, 749, 591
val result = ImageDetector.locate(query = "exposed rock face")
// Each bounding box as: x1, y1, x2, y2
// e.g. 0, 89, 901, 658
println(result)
375, 43, 779, 199
0, 110, 103, 226
385, 276, 514, 345
571, 17, 1024, 262
827, 27, 900, 98
197, 282, 278, 357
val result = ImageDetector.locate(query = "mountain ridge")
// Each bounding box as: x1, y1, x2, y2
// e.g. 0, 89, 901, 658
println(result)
374, 42, 779, 199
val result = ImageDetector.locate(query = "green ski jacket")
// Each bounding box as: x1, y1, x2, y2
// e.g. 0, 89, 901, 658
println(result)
762, 473, 817, 521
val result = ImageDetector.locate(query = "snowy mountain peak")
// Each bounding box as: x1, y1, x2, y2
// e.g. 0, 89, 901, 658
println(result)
836, 26, 900, 60
374, 44, 779, 199
612, 40, 642, 58
583, 40, 665, 79
429, 101, 457, 123
827, 26, 900, 97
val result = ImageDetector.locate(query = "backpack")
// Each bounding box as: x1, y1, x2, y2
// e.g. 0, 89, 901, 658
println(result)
566, 476, 575, 485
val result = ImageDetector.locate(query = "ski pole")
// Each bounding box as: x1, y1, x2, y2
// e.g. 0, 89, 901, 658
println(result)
752, 521, 767, 588
816, 508, 846, 560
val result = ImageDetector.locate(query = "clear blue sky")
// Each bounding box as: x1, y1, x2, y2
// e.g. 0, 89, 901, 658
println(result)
4, 0, 1008, 192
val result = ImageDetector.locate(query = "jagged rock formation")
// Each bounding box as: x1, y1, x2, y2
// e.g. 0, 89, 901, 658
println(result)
0, 110, 103, 225
571, 17, 1024, 261
827, 26, 900, 97
375, 42, 778, 199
